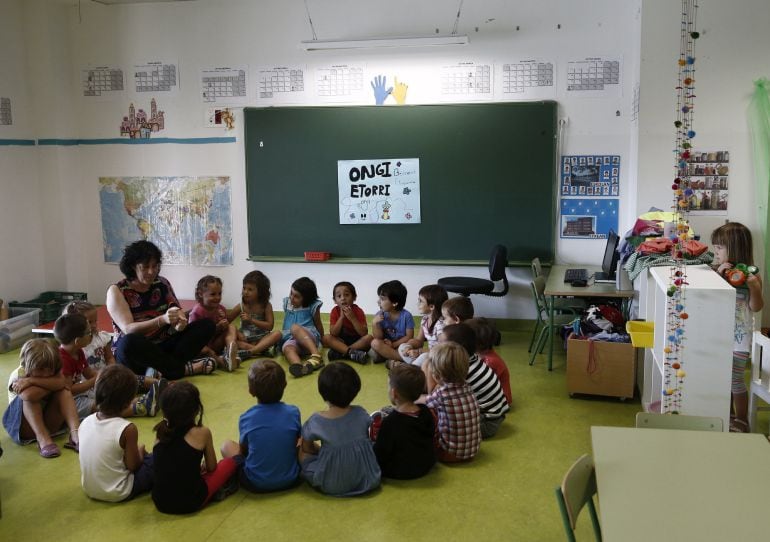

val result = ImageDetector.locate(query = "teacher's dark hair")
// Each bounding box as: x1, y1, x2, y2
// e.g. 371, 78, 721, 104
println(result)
119, 240, 163, 280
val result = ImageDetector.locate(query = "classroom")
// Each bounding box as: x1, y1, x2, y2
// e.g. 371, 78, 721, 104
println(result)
1, 0, 770, 540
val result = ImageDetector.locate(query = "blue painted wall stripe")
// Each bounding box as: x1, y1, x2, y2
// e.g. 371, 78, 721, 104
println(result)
0, 139, 36, 146
36, 137, 236, 146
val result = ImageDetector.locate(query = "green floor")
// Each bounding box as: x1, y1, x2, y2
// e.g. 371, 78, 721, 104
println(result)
0, 322, 643, 541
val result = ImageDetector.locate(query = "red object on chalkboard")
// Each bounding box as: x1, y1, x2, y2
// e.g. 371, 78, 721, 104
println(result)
304, 252, 331, 261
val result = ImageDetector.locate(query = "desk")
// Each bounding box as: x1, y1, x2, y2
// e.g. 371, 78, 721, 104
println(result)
591, 426, 770, 541
544, 265, 634, 370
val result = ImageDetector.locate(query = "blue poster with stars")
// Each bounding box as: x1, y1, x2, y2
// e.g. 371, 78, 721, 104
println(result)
560, 198, 619, 239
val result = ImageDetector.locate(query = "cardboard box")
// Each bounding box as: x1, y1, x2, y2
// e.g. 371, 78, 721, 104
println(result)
566, 337, 635, 399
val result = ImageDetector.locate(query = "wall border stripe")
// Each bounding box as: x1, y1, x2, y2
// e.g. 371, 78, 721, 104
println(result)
36, 137, 236, 146
0, 139, 36, 146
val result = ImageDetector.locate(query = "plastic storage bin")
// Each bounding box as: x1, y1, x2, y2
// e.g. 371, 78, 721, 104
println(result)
0, 307, 42, 353
627, 320, 654, 348
9, 291, 87, 323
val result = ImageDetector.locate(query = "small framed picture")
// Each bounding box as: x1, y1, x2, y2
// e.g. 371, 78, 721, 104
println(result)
587, 187, 594, 195
571, 186, 577, 195
562, 185, 569, 194
579, 157, 586, 165
612, 156, 620, 164
571, 157, 578, 165
612, 167, 619, 176
603, 170, 610, 179
604, 156, 610, 165
587, 156, 594, 165
578, 186, 586, 195
612, 185, 618, 195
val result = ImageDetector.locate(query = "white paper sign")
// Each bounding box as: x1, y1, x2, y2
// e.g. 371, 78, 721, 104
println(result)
338, 158, 420, 225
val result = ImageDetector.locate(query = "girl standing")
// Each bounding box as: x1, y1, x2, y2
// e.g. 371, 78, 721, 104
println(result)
188, 275, 239, 372
233, 270, 276, 357
396, 284, 448, 368
299, 363, 381, 496
151, 381, 241, 514
711, 222, 765, 433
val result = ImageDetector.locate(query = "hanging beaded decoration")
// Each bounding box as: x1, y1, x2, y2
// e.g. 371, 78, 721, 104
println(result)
664, 0, 699, 414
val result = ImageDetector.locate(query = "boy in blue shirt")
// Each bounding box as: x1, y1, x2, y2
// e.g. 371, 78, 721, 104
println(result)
370, 280, 415, 364
228, 359, 301, 491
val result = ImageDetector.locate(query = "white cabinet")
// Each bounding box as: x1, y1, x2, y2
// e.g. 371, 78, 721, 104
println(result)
635, 265, 734, 428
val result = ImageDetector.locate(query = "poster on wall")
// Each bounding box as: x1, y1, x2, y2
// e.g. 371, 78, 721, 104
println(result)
686, 149, 729, 214
338, 158, 420, 224
255, 65, 307, 103
99, 176, 233, 266
560, 198, 619, 239
132, 60, 179, 95
0, 97, 11, 125
560, 154, 620, 197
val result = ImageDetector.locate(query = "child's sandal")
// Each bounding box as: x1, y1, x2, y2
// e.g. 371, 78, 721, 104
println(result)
64, 430, 79, 453
308, 354, 324, 371
289, 363, 312, 378
39, 442, 61, 459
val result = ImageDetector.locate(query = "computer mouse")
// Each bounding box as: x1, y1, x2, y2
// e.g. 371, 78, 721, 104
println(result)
572, 279, 588, 287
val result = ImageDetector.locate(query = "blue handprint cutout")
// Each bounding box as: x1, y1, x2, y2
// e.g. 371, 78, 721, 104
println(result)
370, 75, 393, 105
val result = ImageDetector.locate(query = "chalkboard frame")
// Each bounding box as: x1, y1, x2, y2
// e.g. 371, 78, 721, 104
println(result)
245, 102, 556, 265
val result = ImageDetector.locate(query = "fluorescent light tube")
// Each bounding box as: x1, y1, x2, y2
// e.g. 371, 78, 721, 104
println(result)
300, 34, 469, 51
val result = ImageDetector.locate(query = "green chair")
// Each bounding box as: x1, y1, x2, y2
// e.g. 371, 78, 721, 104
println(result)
531, 258, 587, 313
555, 454, 602, 541
529, 276, 578, 368
634, 412, 723, 432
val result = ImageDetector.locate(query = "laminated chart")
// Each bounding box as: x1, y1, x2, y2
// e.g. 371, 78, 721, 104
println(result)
315, 64, 365, 101
200, 66, 248, 104
501, 60, 555, 95
441, 62, 492, 100
0, 97, 11, 125
566, 57, 621, 96
134, 61, 178, 93
82, 66, 124, 98
257, 66, 306, 103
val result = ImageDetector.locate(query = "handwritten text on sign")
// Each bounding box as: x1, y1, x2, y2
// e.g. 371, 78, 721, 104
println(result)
338, 158, 421, 225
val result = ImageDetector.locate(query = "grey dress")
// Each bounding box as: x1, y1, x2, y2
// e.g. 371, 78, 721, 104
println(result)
300, 406, 381, 496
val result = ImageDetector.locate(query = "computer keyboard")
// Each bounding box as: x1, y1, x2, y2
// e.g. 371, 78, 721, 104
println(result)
564, 268, 589, 283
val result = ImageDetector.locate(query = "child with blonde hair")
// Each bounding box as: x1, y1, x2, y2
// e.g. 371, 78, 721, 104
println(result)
711, 222, 765, 432
2, 339, 80, 458
422, 341, 481, 462
299, 363, 381, 495
322, 281, 371, 364
233, 270, 276, 357
79, 364, 155, 501
189, 275, 240, 372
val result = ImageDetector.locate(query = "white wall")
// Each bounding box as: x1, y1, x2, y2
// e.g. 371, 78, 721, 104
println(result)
9, 0, 768, 320
0, 0, 46, 303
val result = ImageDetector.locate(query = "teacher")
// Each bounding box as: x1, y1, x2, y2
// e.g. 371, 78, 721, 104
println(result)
107, 240, 216, 380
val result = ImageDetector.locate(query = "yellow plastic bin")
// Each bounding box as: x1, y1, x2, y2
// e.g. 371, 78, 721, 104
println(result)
626, 320, 654, 348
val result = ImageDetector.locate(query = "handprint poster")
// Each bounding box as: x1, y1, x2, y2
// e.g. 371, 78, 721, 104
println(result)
338, 158, 421, 225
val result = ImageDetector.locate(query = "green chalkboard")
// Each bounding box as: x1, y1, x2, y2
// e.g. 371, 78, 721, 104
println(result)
245, 102, 556, 264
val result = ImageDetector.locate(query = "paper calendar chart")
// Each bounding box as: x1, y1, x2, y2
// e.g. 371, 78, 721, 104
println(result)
200, 66, 248, 104
82, 66, 125, 99
441, 62, 492, 100
315, 64, 365, 102
256, 66, 307, 103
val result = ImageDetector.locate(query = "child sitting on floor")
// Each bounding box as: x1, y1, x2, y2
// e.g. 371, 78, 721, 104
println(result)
299, 363, 381, 496
370, 280, 415, 364
441, 296, 474, 325
466, 317, 512, 406
370, 363, 436, 479
441, 323, 509, 439
188, 275, 240, 372
79, 364, 155, 501
54, 313, 99, 420
2, 338, 80, 458
223, 359, 301, 492
421, 342, 480, 463
395, 284, 448, 368
322, 281, 371, 364
233, 270, 276, 358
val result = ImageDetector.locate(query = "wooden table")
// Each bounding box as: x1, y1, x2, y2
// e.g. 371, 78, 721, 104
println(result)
543, 265, 634, 370
591, 426, 770, 541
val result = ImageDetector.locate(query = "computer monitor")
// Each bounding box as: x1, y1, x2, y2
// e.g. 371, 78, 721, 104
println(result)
600, 230, 620, 280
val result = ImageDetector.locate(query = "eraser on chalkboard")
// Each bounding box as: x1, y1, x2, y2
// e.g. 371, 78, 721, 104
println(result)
304, 251, 331, 262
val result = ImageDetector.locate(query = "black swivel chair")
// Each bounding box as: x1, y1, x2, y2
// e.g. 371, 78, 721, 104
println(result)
438, 245, 509, 298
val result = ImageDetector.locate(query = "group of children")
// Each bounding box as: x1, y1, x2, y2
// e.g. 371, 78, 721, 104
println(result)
3, 271, 515, 507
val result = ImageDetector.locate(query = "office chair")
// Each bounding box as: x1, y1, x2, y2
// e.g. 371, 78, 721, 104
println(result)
634, 412, 723, 432
438, 245, 509, 297
555, 454, 603, 541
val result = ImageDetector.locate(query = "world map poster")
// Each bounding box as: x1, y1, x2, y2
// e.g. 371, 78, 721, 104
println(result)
99, 176, 233, 266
